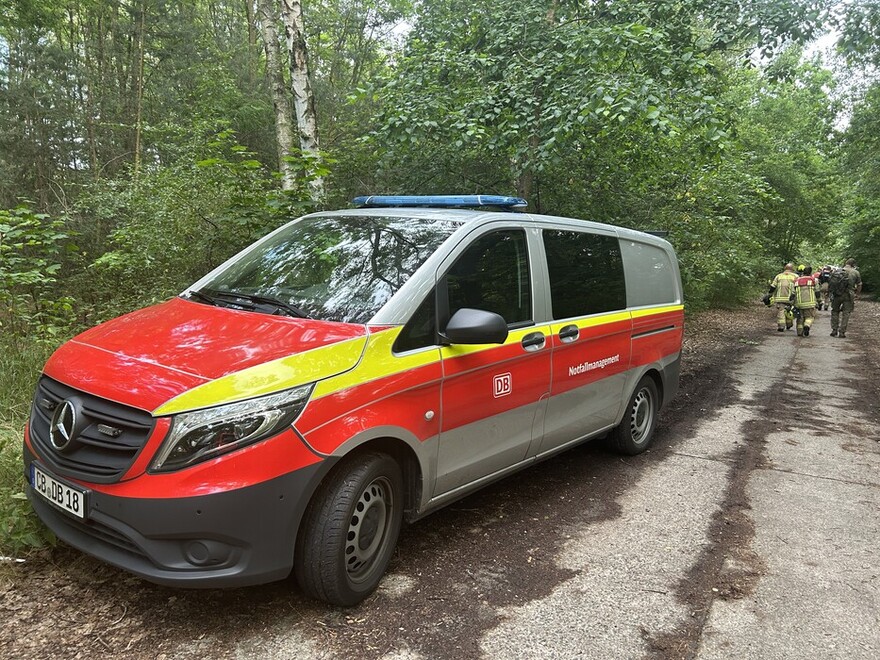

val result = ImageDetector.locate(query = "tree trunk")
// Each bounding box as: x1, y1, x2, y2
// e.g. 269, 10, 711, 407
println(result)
280, 0, 324, 201
255, 0, 297, 191
516, 1, 560, 213
133, 0, 147, 179
244, 0, 258, 87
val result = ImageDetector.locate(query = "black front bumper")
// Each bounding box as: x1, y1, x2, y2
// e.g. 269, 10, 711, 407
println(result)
24, 444, 334, 588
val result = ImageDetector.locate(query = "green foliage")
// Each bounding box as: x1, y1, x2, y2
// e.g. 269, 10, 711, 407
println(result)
837, 0, 880, 66
0, 206, 77, 338
840, 82, 880, 289
0, 0, 276, 210
0, 431, 54, 557
694, 0, 828, 57
654, 162, 772, 309
69, 126, 316, 320
735, 51, 842, 263
309, 0, 414, 113
368, 0, 730, 198
366, 0, 832, 194
0, 337, 56, 557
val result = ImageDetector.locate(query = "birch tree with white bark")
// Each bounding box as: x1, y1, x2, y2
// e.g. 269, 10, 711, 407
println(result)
255, 0, 298, 191
281, 0, 324, 200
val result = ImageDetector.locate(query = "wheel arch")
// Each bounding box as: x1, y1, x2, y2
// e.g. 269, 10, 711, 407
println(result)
620, 366, 663, 419
336, 436, 424, 523
302, 428, 427, 532
626, 353, 679, 414
642, 367, 665, 407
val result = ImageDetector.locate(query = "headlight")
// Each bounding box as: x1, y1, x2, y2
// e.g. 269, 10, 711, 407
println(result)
150, 384, 313, 473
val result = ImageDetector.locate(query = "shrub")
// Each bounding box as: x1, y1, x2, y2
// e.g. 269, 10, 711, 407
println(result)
0, 206, 77, 339
70, 126, 318, 321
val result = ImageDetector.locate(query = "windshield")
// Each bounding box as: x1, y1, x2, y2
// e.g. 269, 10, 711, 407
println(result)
190, 214, 459, 323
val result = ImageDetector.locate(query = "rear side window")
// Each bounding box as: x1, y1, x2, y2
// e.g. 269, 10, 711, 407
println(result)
542, 230, 626, 318
619, 240, 679, 307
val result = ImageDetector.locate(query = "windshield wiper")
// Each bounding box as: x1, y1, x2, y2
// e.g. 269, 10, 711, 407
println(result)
237, 292, 310, 319
183, 289, 221, 306
191, 288, 309, 319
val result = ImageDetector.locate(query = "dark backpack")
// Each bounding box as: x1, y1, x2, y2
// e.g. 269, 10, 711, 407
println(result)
828, 268, 852, 296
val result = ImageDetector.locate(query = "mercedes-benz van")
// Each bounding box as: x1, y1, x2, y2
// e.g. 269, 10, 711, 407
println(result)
24, 195, 683, 605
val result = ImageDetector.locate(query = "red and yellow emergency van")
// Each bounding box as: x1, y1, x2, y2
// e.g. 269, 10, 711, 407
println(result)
24, 195, 683, 605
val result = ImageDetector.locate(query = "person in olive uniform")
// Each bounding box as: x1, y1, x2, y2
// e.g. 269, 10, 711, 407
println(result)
830, 259, 863, 338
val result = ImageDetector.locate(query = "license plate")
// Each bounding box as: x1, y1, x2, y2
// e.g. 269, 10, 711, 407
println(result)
31, 464, 88, 520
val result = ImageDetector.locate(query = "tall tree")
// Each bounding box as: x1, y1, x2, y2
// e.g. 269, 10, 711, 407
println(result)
839, 83, 880, 287
735, 49, 841, 262
281, 0, 323, 199
256, 0, 297, 190
0, 4, 76, 209
0, 0, 276, 212
368, 0, 830, 204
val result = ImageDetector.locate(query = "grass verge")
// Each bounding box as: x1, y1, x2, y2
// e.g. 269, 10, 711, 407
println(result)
0, 338, 57, 557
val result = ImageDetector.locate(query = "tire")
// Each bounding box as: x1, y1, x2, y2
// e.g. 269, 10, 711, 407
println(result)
294, 452, 403, 606
608, 376, 659, 455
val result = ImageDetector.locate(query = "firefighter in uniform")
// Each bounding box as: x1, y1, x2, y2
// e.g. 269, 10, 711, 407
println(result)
769, 263, 797, 332
817, 265, 832, 310
792, 265, 819, 336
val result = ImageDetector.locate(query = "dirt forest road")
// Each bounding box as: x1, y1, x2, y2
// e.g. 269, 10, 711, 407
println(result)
2, 300, 879, 660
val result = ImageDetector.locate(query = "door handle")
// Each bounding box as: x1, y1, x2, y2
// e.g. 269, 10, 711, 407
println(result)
559, 324, 579, 343
521, 332, 546, 351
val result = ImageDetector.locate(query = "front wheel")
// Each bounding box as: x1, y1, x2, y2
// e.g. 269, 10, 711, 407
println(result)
608, 376, 659, 455
295, 452, 403, 606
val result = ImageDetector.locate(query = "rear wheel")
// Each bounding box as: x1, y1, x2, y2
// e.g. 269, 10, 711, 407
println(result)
295, 452, 403, 606
609, 376, 659, 455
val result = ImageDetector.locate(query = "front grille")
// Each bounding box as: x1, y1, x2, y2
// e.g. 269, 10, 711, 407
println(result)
30, 376, 156, 483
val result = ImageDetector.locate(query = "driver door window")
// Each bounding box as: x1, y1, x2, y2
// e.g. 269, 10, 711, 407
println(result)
444, 230, 532, 327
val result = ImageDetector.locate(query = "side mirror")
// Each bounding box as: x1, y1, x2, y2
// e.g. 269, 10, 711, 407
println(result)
442, 308, 508, 345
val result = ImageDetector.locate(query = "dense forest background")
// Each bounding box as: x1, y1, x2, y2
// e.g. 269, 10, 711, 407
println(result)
2, 0, 880, 335
1, 0, 880, 552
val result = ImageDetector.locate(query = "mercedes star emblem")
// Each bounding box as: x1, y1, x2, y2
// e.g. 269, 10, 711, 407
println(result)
49, 400, 77, 451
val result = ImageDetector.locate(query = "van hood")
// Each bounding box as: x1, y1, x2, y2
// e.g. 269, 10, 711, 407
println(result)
43, 297, 368, 414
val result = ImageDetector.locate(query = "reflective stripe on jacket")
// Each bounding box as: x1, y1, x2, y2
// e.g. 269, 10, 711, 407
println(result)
771, 271, 797, 303
793, 274, 818, 309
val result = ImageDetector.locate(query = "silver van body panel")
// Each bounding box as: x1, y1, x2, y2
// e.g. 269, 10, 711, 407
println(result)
305, 207, 683, 517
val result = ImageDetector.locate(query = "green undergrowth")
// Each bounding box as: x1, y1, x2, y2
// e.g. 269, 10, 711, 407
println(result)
0, 338, 57, 557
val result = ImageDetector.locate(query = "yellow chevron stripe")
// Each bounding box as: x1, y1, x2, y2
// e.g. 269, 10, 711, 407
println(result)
154, 305, 684, 416
153, 336, 367, 415
312, 313, 632, 401
549, 310, 631, 332
312, 327, 439, 400
630, 304, 684, 319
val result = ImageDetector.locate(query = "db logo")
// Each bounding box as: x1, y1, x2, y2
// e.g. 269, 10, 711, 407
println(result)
493, 373, 512, 398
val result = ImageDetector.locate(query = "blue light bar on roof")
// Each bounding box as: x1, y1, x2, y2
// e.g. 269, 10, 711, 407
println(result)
352, 195, 528, 209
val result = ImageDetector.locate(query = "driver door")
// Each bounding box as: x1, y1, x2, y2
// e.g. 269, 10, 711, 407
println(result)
434, 228, 552, 495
